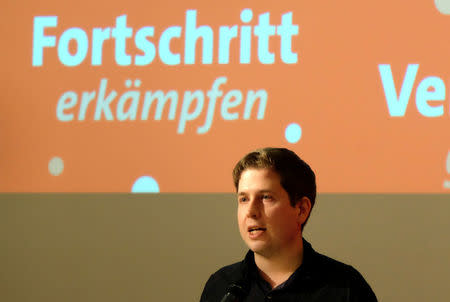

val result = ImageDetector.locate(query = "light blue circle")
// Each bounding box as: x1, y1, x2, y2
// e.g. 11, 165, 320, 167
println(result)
285, 123, 302, 143
132, 176, 160, 193
125, 79, 132, 87
134, 79, 141, 87
446, 150, 450, 174
240, 9, 253, 23
435, 0, 450, 15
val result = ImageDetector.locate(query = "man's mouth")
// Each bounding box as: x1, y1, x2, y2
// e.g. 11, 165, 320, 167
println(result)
248, 227, 266, 233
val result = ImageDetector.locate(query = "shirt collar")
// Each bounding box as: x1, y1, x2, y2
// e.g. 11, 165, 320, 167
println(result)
242, 238, 318, 290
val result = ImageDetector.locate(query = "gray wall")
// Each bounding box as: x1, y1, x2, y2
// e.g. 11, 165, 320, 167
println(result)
1, 194, 449, 301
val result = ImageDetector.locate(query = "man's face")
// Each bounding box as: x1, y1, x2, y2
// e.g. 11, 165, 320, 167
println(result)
237, 168, 304, 258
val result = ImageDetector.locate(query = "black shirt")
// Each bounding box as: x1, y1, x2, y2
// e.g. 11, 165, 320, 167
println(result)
200, 239, 377, 302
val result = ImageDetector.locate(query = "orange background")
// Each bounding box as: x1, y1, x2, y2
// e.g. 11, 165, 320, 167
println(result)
2, 0, 450, 192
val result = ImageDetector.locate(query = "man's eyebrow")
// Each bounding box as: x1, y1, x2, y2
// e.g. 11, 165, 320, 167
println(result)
237, 190, 273, 195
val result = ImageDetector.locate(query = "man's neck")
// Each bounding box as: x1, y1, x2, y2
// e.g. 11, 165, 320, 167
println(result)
254, 238, 304, 289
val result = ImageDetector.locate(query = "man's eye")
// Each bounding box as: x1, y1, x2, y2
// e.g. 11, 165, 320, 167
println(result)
262, 195, 273, 200
238, 197, 248, 203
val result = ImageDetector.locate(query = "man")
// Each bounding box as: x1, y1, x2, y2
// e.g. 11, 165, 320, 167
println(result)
200, 147, 377, 301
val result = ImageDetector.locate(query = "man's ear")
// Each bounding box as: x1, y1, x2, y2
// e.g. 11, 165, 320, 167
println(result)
297, 197, 312, 224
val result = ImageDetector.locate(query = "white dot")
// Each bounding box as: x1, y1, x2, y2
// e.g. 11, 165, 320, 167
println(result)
435, 0, 450, 14
132, 176, 160, 193
48, 157, 64, 176
240, 9, 253, 23
446, 151, 450, 174
285, 123, 302, 144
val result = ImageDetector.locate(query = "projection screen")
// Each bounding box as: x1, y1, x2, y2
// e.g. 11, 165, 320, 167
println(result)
2, 1, 450, 302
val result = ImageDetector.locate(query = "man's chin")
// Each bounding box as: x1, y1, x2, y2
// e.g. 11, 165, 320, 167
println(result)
247, 242, 268, 255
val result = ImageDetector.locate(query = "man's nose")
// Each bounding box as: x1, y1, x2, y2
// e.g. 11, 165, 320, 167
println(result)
247, 198, 261, 218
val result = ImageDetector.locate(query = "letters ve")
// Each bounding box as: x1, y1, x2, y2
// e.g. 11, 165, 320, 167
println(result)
378, 64, 446, 117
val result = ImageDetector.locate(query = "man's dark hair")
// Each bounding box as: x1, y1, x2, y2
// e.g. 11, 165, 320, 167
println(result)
232, 147, 316, 227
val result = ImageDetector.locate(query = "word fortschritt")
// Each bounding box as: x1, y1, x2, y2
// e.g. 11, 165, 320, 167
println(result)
32, 9, 299, 66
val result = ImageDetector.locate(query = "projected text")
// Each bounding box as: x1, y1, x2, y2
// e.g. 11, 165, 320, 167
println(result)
32, 9, 299, 66
379, 64, 447, 117
56, 76, 267, 134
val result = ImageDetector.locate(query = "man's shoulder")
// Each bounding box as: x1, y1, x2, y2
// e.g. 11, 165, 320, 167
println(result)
206, 260, 245, 286
308, 248, 362, 280
305, 241, 363, 279
305, 247, 377, 300
312, 250, 356, 274
200, 260, 246, 302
